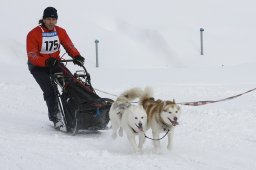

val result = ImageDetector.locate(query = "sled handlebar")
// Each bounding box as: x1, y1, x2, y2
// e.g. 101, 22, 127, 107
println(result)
60, 59, 73, 62
59, 59, 91, 83
60, 59, 87, 72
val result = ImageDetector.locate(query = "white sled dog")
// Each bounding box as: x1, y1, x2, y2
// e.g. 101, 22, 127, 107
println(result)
109, 87, 147, 152
139, 87, 181, 153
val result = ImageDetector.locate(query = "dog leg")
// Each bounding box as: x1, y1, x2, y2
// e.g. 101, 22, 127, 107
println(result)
167, 129, 174, 150
127, 134, 139, 153
111, 122, 118, 139
152, 131, 161, 153
138, 133, 145, 152
118, 127, 123, 137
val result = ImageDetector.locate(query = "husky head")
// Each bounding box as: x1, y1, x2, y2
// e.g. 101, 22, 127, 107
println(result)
127, 105, 147, 133
160, 100, 181, 127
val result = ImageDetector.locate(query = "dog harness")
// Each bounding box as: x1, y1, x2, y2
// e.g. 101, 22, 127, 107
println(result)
155, 114, 172, 131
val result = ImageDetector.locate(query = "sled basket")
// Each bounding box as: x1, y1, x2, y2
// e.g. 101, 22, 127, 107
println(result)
51, 60, 113, 134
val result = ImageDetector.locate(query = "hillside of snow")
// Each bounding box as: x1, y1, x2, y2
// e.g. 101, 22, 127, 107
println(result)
1, 0, 256, 68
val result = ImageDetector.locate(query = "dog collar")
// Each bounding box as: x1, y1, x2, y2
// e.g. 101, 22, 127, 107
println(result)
161, 120, 171, 131
156, 114, 172, 131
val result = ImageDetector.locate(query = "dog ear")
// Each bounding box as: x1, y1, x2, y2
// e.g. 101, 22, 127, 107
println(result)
118, 102, 131, 110
149, 97, 155, 101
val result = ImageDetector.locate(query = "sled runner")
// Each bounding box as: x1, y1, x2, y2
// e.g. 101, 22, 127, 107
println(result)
50, 60, 113, 135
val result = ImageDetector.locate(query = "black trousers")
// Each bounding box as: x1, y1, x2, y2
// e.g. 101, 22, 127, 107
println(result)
28, 63, 70, 122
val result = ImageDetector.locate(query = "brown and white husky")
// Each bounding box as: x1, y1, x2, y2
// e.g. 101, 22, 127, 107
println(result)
139, 87, 181, 153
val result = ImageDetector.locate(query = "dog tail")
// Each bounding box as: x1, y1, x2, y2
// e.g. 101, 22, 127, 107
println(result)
117, 87, 144, 102
139, 86, 154, 104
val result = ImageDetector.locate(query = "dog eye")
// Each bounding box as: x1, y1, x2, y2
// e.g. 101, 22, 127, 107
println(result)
141, 117, 144, 119
169, 112, 172, 114
135, 117, 138, 119
175, 111, 178, 113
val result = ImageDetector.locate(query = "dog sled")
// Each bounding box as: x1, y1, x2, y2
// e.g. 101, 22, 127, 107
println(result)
50, 60, 113, 135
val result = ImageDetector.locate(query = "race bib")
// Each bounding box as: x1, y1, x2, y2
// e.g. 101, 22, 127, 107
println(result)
40, 31, 60, 54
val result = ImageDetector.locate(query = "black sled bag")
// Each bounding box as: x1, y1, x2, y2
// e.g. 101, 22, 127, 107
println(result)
55, 64, 113, 132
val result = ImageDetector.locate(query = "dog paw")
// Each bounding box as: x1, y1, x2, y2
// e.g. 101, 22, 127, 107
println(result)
112, 133, 117, 139
153, 148, 161, 154
136, 149, 143, 154
167, 145, 172, 150
134, 148, 143, 154
118, 129, 123, 137
138, 147, 142, 152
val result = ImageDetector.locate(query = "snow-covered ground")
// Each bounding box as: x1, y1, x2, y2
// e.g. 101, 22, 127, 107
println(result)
1, 64, 256, 170
1, 0, 256, 170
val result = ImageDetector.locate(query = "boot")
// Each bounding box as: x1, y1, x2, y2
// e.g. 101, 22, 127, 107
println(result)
53, 112, 64, 130
46, 96, 60, 121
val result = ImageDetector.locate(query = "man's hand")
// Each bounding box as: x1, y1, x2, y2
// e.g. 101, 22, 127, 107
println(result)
45, 57, 58, 67
73, 55, 85, 66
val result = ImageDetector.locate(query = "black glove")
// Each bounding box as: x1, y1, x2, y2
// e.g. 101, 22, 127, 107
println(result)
73, 55, 85, 66
45, 57, 58, 67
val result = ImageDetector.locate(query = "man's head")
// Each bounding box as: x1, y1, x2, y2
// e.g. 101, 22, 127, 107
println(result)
43, 7, 58, 19
42, 7, 58, 30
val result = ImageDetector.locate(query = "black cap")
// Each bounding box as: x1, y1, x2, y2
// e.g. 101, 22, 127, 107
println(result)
43, 7, 58, 19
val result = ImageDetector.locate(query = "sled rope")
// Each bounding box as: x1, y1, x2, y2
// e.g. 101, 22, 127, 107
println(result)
95, 87, 256, 106
177, 87, 256, 106
94, 88, 118, 97
145, 129, 170, 141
